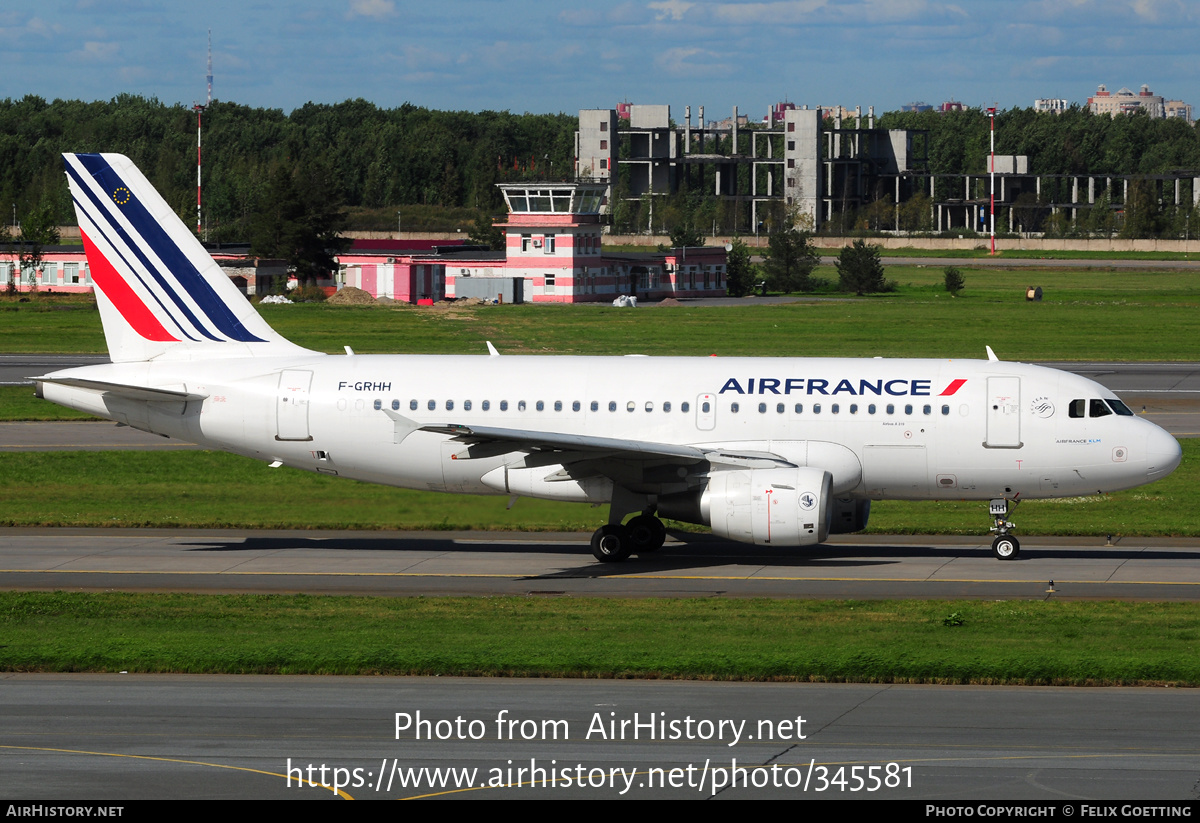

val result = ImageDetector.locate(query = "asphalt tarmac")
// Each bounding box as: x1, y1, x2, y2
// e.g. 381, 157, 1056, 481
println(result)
3, 528, 1200, 601
3, 675, 1198, 800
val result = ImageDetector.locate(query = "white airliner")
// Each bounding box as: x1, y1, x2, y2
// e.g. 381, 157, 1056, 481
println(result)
36, 153, 1182, 562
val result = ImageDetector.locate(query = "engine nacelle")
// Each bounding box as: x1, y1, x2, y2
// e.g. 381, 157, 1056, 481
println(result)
700, 467, 832, 546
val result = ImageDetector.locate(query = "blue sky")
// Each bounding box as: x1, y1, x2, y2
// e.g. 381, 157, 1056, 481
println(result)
2, 1, 1197, 117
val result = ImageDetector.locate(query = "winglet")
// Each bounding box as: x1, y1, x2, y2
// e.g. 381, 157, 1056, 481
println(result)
986, 346, 999, 362
486, 341, 500, 357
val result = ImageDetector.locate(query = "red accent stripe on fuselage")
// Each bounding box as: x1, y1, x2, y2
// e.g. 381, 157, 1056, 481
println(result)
80, 229, 178, 342
939, 378, 968, 396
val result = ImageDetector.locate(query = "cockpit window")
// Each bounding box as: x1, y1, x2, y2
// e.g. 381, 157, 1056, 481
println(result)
1069, 399, 1086, 418
1106, 399, 1134, 416
1089, 399, 1112, 418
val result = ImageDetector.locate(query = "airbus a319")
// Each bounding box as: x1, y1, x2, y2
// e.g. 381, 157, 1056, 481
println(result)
36, 154, 1183, 562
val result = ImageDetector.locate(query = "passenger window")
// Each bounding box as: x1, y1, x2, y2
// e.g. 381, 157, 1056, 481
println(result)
391, 400, 400, 411
1069, 399, 1085, 418
731, 402, 740, 413
923, 404, 931, 415
645, 401, 654, 412
701, 401, 710, 413
795, 403, 803, 414
868, 404, 876, 415
518, 401, 527, 411
482, 400, 490, 411
813, 404, 822, 414
500, 400, 508, 411
941, 404, 949, 416
590, 401, 598, 412
464, 400, 472, 411
626, 401, 635, 412
831, 403, 839, 414
850, 404, 858, 414
1090, 399, 1112, 418
776, 403, 785, 414
904, 404, 913, 415
571, 401, 579, 412
427, 400, 436, 411
373, 399, 381, 410
608, 401, 617, 412
758, 402, 767, 413
886, 404, 895, 415
446, 400, 454, 411
682, 402, 690, 412
410, 399, 418, 411
663, 401, 672, 412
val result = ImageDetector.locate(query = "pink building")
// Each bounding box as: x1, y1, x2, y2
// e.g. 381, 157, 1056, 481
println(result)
7, 186, 728, 304
441, 183, 727, 303
338, 239, 459, 304
0, 245, 286, 295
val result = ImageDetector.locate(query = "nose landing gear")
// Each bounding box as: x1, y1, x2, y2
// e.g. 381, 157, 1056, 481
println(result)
989, 498, 1020, 560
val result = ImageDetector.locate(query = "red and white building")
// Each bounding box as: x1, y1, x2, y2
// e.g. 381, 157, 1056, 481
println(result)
5, 183, 728, 304
341, 182, 727, 304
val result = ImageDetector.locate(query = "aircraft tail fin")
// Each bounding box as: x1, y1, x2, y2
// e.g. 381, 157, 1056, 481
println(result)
63, 152, 313, 363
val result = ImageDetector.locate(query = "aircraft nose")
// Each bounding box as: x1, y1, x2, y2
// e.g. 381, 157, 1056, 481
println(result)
1145, 425, 1182, 481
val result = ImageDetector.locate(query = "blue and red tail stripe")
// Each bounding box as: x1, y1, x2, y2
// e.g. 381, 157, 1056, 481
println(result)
64, 153, 266, 344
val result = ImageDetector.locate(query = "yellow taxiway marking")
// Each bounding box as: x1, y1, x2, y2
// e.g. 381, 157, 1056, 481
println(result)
0, 744, 353, 799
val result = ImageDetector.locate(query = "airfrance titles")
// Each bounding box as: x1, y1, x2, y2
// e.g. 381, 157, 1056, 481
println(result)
718, 377, 967, 397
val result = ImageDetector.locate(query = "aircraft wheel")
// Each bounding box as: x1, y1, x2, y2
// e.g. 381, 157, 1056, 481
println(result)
991, 535, 1020, 561
627, 514, 667, 553
591, 524, 633, 562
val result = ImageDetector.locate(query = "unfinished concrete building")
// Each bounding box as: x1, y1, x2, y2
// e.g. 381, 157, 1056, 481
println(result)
577, 104, 1200, 237
577, 104, 929, 234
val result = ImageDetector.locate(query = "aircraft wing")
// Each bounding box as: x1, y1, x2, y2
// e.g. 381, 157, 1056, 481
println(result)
420, 423, 795, 469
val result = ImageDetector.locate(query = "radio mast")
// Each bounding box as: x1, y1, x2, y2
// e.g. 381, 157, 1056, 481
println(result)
193, 30, 211, 238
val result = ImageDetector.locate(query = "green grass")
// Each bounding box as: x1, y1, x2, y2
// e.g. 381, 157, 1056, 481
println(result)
3, 592, 1198, 684
1, 442, 1196, 535
0, 386, 98, 420
7, 265, 1200, 361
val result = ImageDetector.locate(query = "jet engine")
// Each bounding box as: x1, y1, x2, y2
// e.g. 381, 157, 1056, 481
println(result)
689, 467, 833, 547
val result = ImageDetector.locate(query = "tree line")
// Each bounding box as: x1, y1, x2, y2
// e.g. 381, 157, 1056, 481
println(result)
0, 94, 577, 242
2, 95, 1200, 243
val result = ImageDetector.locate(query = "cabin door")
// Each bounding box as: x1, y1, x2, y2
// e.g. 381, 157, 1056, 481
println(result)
276, 369, 314, 441
985, 376, 1022, 448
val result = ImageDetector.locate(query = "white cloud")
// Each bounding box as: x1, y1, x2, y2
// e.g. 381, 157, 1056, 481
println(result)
72, 40, 119, 62
711, 1, 827, 25
347, 0, 396, 19
655, 45, 729, 75
648, 0, 694, 21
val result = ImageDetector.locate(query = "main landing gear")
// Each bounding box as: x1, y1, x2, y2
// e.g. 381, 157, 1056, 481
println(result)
989, 498, 1020, 560
590, 515, 667, 562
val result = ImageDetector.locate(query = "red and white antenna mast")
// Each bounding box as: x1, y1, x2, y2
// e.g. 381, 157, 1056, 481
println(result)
193, 31, 211, 238
193, 102, 204, 237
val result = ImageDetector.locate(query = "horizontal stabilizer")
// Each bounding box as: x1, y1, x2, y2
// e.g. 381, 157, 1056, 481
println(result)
33, 376, 208, 403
